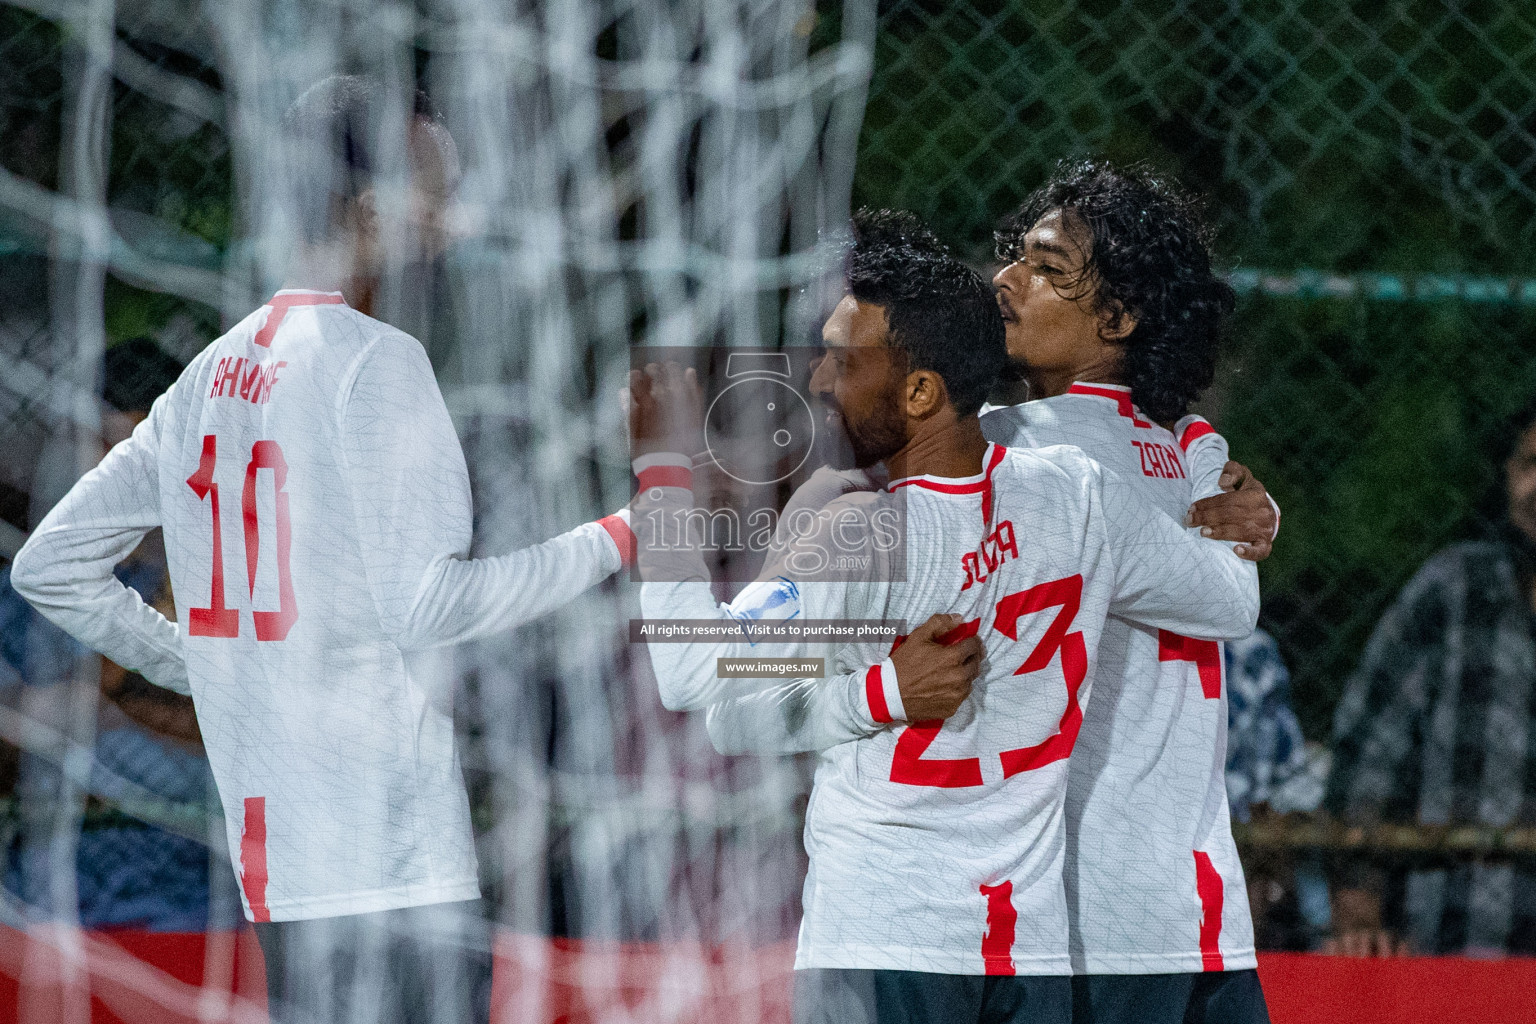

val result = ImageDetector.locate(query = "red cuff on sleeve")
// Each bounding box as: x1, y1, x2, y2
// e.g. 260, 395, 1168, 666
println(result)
636, 465, 693, 491
866, 663, 893, 724
1177, 418, 1216, 452
598, 514, 636, 567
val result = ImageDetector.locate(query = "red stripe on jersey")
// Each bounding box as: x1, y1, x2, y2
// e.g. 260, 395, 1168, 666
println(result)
240, 797, 271, 923
1177, 418, 1216, 451
597, 515, 636, 567
1159, 631, 1223, 699
979, 443, 1006, 526
636, 465, 693, 491
889, 444, 1007, 526
980, 881, 1018, 976
1067, 382, 1153, 428
1194, 850, 1225, 972
253, 292, 345, 349
865, 663, 893, 723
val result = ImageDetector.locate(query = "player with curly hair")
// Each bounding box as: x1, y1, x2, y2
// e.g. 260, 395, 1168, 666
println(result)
983, 159, 1276, 1024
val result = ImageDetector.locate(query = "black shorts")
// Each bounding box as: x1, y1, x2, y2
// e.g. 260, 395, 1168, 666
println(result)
253, 897, 493, 1024
794, 968, 1072, 1024
1071, 970, 1270, 1024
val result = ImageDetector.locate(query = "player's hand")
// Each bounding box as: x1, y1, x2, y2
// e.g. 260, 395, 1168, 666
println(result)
891, 613, 984, 722
1185, 461, 1276, 562
625, 361, 704, 456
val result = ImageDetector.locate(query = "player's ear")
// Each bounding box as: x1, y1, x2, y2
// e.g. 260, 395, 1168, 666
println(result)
1098, 301, 1136, 344
905, 369, 948, 419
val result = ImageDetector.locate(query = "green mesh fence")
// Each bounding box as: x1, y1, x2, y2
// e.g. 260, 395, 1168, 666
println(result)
855, 0, 1536, 736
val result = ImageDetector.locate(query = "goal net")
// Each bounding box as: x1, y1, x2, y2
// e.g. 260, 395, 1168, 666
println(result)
0, 1, 877, 1020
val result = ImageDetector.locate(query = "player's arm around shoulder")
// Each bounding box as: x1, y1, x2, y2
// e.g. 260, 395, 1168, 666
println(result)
702, 611, 981, 756
1090, 450, 1260, 641
1177, 414, 1279, 562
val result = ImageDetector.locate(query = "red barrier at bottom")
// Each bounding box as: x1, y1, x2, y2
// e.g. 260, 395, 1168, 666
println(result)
491, 933, 796, 1024
1, 926, 1533, 1024
0, 924, 267, 1024
1257, 951, 1536, 1024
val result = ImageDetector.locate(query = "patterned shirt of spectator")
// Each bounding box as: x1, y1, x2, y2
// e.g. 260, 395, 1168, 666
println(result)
1325, 537, 1536, 956
1225, 628, 1308, 823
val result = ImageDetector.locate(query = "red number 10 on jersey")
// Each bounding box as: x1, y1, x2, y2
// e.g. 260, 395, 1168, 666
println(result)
185, 433, 297, 641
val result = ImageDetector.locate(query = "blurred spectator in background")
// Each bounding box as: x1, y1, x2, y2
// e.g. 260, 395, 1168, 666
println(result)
1225, 629, 1332, 951
1324, 398, 1536, 957
1227, 629, 1311, 824
0, 337, 237, 931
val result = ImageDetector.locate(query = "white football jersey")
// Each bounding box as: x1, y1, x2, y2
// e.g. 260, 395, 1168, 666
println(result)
639, 441, 1257, 975
981, 382, 1257, 975
13, 290, 629, 922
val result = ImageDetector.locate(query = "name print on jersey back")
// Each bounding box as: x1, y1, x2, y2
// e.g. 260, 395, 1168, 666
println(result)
1130, 438, 1187, 480
960, 519, 1020, 591
207, 355, 288, 406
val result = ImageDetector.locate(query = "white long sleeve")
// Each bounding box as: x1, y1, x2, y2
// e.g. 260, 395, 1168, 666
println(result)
640, 570, 872, 712
339, 331, 624, 649
1176, 413, 1282, 539
704, 666, 887, 754
1175, 415, 1230, 502
635, 459, 889, 712
698, 467, 895, 752
12, 397, 190, 694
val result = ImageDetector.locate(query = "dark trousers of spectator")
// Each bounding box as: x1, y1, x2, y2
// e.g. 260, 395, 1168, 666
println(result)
1071, 970, 1270, 1024
794, 968, 1071, 1024
253, 897, 492, 1024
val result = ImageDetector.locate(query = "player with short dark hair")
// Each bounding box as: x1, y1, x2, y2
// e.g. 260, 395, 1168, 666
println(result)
844, 208, 1006, 418
631, 208, 1262, 1024
12, 75, 634, 1024
986, 158, 1275, 1024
